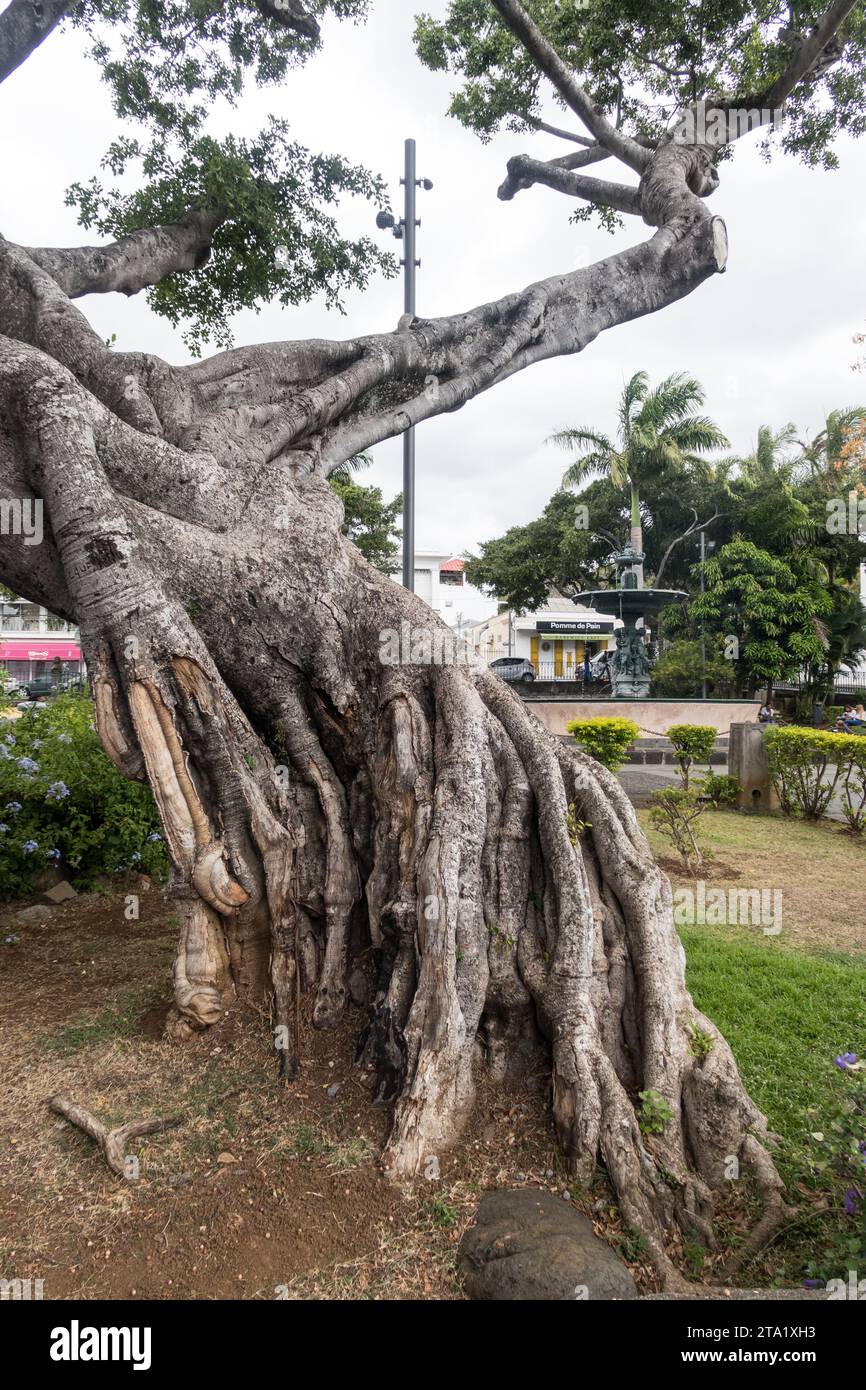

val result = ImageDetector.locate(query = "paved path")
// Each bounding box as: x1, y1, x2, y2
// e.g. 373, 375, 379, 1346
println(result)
619, 762, 850, 822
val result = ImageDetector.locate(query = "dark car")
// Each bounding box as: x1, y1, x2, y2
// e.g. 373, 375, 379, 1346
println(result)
490, 656, 535, 684
24, 675, 60, 700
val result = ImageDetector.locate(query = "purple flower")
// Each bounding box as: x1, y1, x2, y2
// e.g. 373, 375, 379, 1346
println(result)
45, 781, 70, 801
0, 824, 9, 835
834, 1053, 858, 1070
5, 734, 15, 746
17, 757, 39, 774
803, 1278, 824, 1289
5, 802, 22, 814
146, 832, 162, 843
22, 840, 39, 854
45, 848, 61, 861
843, 1188, 861, 1217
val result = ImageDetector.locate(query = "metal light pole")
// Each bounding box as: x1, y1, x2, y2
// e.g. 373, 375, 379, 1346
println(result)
698, 530, 715, 699
375, 139, 433, 590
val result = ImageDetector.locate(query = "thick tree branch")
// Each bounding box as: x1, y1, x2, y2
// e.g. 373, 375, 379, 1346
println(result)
253, 0, 320, 41
0, 0, 74, 84
498, 143, 612, 200
25, 208, 227, 298
490, 0, 651, 174
498, 153, 641, 215
766, 0, 858, 107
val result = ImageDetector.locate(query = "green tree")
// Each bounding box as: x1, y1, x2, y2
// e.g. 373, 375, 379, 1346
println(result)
692, 539, 831, 699
550, 371, 728, 577
330, 477, 402, 575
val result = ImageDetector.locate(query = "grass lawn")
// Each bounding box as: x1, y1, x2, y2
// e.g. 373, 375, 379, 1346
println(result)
637, 805, 866, 1284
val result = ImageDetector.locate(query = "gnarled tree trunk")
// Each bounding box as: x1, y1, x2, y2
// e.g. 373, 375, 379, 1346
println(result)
0, 125, 791, 1287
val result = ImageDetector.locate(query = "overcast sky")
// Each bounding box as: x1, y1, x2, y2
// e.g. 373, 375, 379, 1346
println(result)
2, 0, 865, 580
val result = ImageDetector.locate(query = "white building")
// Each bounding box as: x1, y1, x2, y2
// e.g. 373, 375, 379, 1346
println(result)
406, 549, 495, 630
470, 591, 619, 680
0, 598, 82, 686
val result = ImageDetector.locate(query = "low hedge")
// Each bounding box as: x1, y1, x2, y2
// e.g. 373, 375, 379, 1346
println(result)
765, 725, 866, 829
566, 716, 640, 772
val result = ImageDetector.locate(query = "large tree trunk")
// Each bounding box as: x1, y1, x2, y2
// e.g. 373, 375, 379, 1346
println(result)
0, 139, 788, 1286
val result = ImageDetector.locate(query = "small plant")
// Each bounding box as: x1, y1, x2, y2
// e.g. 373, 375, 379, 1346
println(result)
666, 724, 717, 790
426, 1194, 459, 1229
566, 801, 591, 846
801, 1054, 866, 1285
566, 716, 639, 773
687, 1022, 713, 1059
638, 1089, 673, 1135
647, 786, 707, 870
695, 771, 741, 806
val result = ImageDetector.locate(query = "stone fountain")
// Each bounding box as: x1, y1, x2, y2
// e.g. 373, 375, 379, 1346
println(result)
571, 544, 687, 698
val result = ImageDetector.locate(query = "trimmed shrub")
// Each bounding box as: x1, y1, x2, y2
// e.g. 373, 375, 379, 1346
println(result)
0, 693, 168, 897
764, 725, 865, 822
695, 771, 741, 806
666, 723, 717, 789
566, 716, 639, 772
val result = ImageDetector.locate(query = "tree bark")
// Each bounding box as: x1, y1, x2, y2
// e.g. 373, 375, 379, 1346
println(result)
0, 136, 787, 1287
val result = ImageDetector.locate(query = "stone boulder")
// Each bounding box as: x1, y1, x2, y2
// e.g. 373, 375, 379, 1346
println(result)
459, 1189, 638, 1301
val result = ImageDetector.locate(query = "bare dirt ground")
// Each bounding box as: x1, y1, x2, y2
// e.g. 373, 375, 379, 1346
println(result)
0, 883, 663, 1300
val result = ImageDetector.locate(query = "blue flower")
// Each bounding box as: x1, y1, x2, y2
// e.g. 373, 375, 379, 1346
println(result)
45, 781, 70, 801
146, 832, 162, 843
5, 734, 15, 746
5, 802, 22, 814
17, 757, 39, 774
0, 824, 9, 834
57, 733, 71, 744
834, 1052, 858, 1070
130, 852, 141, 863
22, 840, 39, 854
45, 848, 61, 861
843, 1188, 861, 1217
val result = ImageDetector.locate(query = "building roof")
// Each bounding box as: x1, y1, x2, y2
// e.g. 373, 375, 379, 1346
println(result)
439, 557, 465, 573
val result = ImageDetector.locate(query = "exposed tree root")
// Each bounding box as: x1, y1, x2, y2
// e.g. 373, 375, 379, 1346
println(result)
48, 1097, 183, 1178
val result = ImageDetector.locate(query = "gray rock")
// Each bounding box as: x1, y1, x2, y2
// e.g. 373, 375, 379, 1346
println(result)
459, 1189, 638, 1301
43, 879, 77, 904
13, 904, 54, 924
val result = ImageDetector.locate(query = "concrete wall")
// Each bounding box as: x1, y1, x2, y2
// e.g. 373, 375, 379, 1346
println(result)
526, 699, 762, 738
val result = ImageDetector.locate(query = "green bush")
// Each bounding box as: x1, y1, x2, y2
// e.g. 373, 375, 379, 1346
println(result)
566, 716, 639, 772
696, 771, 741, 806
0, 693, 168, 897
764, 726, 863, 822
666, 723, 717, 789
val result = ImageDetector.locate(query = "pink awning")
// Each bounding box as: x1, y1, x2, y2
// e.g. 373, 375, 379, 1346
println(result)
0, 642, 81, 661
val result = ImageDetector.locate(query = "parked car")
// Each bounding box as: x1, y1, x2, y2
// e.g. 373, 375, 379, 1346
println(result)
489, 656, 535, 684
24, 675, 61, 701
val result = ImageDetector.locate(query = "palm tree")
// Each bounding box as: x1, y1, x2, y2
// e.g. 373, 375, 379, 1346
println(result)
737, 422, 798, 485
550, 371, 728, 582
795, 407, 866, 485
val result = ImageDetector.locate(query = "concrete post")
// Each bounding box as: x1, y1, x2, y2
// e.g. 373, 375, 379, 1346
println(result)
729, 722, 779, 813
